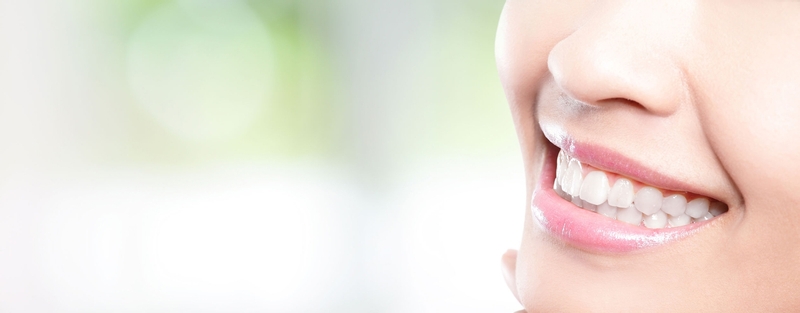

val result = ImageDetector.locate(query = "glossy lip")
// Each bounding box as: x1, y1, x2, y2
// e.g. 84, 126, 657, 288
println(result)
531, 144, 710, 254
542, 125, 697, 193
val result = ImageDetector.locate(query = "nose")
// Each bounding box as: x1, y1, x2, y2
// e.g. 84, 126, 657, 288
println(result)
546, 1, 693, 116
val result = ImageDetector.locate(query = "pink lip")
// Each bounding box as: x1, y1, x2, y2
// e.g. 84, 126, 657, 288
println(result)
531, 145, 707, 254
544, 130, 695, 193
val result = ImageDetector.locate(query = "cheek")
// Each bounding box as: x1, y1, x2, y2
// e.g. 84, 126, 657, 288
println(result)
691, 10, 800, 302
694, 27, 800, 226
700, 67, 800, 279
691, 0, 800, 209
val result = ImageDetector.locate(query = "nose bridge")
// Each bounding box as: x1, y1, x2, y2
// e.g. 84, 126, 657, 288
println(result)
547, 1, 692, 115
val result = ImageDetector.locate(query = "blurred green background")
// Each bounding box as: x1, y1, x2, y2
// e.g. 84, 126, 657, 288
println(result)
0, 0, 523, 312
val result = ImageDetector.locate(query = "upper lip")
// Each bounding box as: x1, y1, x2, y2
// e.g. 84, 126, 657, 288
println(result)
542, 126, 715, 199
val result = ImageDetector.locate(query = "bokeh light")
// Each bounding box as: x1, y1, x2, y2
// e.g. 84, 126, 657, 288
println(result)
127, 0, 276, 144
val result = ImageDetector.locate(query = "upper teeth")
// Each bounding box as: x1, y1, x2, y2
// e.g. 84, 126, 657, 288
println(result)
553, 149, 727, 228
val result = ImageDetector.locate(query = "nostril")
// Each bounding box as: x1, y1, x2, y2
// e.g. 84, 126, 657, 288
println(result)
604, 97, 639, 106
597, 97, 648, 111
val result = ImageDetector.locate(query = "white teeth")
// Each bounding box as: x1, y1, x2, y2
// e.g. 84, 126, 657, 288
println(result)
597, 202, 617, 219
693, 212, 713, 223
579, 171, 610, 205
564, 159, 583, 197
668, 213, 692, 227
556, 150, 569, 186
555, 185, 569, 199
571, 196, 583, 208
564, 159, 583, 196
643, 211, 668, 229
709, 201, 727, 217
607, 178, 634, 208
661, 194, 687, 216
685, 198, 710, 219
617, 205, 643, 226
634, 187, 663, 215
552, 149, 725, 228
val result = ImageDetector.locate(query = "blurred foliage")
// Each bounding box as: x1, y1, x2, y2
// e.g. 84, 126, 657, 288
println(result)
76, 0, 512, 166
82, 0, 337, 164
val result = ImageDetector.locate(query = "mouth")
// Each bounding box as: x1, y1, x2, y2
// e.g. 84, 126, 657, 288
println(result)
531, 140, 729, 253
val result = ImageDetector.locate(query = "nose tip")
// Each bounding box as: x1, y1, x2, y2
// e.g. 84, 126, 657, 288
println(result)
546, 5, 689, 116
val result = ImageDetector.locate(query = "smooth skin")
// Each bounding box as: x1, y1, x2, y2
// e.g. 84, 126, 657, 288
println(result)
496, 1, 800, 312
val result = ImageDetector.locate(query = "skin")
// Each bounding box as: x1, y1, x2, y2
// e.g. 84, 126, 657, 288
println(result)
496, 1, 800, 312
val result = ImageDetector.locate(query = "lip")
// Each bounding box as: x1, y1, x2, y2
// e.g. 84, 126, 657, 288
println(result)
531, 144, 710, 254
542, 126, 697, 193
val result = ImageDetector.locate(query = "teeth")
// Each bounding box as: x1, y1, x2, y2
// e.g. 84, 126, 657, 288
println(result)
634, 187, 663, 215
563, 159, 583, 196
668, 213, 692, 227
556, 150, 569, 186
685, 198, 710, 219
643, 211, 668, 229
582, 201, 598, 212
555, 185, 569, 199
661, 194, 687, 216
693, 212, 714, 223
552, 149, 725, 228
608, 178, 634, 208
579, 171, 610, 205
617, 205, 644, 226
571, 196, 583, 208
597, 202, 617, 219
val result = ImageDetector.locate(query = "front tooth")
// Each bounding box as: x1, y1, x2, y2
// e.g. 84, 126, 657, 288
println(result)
709, 201, 727, 217
661, 194, 687, 216
668, 214, 692, 227
582, 201, 598, 212
607, 178, 634, 208
563, 159, 583, 196
643, 211, 668, 229
579, 171, 610, 205
597, 202, 617, 219
685, 198, 710, 218
617, 205, 643, 226
634, 187, 663, 215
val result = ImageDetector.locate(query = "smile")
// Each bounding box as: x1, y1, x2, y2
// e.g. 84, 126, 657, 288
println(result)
554, 149, 727, 229
530, 141, 729, 253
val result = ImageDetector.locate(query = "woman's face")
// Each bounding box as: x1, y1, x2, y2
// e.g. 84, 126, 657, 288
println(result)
497, 1, 800, 311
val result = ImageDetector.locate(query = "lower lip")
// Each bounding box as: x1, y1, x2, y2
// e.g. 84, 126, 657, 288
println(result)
530, 146, 707, 253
